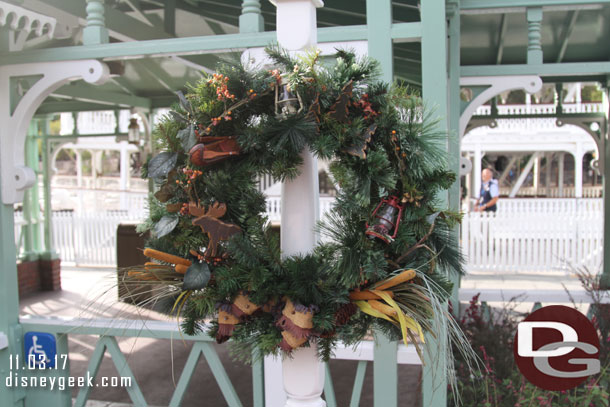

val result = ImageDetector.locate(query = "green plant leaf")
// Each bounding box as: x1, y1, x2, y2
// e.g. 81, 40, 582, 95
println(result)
178, 124, 197, 152
148, 152, 178, 180
183, 262, 211, 290
154, 214, 179, 238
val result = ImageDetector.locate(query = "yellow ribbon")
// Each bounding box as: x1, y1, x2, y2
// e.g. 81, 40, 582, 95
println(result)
371, 290, 425, 345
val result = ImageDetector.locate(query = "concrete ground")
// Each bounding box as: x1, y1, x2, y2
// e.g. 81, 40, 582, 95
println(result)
19, 267, 423, 407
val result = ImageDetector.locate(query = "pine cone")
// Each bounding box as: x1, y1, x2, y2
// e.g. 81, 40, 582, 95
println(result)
335, 303, 358, 326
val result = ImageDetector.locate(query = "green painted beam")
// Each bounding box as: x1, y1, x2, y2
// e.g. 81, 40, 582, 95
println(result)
461, 0, 610, 10
496, 14, 508, 64
35, 101, 125, 114
461, 61, 610, 77
0, 22, 424, 66
51, 85, 152, 109
367, 0, 393, 83
556, 10, 579, 63
390, 22, 422, 42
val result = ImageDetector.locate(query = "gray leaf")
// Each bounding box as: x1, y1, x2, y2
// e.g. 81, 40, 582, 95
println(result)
178, 124, 198, 152
176, 91, 194, 116
148, 152, 178, 180
169, 110, 188, 124
154, 214, 179, 238
183, 262, 211, 290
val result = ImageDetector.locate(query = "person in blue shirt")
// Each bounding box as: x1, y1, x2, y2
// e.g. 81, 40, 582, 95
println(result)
475, 168, 499, 212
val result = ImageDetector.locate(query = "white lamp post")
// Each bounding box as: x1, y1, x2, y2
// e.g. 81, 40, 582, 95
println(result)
268, 1, 325, 406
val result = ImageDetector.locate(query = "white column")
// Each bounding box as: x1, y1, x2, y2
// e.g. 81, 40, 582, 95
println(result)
533, 154, 540, 195
268, 1, 325, 407
473, 146, 482, 199
574, 143, 584, 198
545, 153, 552, 197
90, 150, 97, 189
119, 143, 129, 210
75, 150, 83, 188
558, 152, 565, 197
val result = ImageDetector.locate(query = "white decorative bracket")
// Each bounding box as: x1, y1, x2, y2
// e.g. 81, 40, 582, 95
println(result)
0, 60, 109, 204
459, 75, 543, 138
0, 1, 57, 51
269, 0, 324, 50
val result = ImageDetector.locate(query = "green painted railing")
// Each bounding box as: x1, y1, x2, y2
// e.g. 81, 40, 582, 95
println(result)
19, 315, 423, 407
19, 316, 263, 407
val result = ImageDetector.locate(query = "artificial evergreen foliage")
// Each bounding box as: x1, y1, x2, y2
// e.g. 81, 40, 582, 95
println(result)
132, 49, 469, 374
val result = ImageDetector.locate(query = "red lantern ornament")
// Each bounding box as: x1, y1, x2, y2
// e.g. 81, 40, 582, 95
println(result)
365, 195, 404, 244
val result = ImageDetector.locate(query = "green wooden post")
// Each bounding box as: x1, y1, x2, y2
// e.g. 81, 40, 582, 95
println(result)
366, 2, 400, 405
366, 0, 393, 84
82, 0, 109, 45
0, 178, 25, 407
421, 0, 449, 405
373, 332, 398, 407
239, 0, 264, 34
41, 119, 57, 260
526, 7, 543, 65
447, 1, 461, 316
22, 128, 42, 260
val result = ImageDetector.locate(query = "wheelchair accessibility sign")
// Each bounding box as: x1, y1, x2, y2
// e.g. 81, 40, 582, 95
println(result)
24, 332, 56, 368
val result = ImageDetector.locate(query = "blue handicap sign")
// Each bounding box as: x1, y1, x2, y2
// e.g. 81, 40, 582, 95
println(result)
24, 332, 56, 368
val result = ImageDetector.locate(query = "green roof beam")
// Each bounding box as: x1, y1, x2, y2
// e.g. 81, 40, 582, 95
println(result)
123, 0, 155, 26
461, 0, 610, 10
461, 61, 610, 77
51, 84, 152, 109
556, 10, 579, 63
0, 23, 425, 66
496, 14, 508, 64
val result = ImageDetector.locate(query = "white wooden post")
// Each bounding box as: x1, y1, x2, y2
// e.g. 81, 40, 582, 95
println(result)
574, 143, 584, 198
474, 146, 482, 200
545, 153, 553, 197
119, 143, 130, 210
75, 150, 83, 188
533, 153, 540, 195
266, 1, 325, 407
558, 152, 565, 197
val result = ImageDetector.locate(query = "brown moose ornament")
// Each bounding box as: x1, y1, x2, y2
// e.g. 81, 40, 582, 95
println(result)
190, 201, 241, 258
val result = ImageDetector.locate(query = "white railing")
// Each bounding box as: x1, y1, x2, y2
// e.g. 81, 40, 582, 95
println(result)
498, 186, 602, 198
462, 200, 603, 273
474, 102, 603, 116
52, 210, 146, 266
494, 198, 602, 213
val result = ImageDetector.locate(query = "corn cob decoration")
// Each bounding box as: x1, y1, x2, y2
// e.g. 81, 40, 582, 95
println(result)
276, 299, 317, 352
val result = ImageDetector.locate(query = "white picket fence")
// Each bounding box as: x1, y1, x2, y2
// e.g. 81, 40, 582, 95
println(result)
52, 210, 146, 266
17, 196, 604, 271
461, 198, 603, 273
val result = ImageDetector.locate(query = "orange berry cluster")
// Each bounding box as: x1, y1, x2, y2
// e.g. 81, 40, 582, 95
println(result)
268, 69, 281, 82
211, 110, 232, 126
179, 202, 190, 215
207, 73, 235, 101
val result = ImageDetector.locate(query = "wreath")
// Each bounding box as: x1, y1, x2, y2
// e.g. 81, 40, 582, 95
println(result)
128, 48, 470, 375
